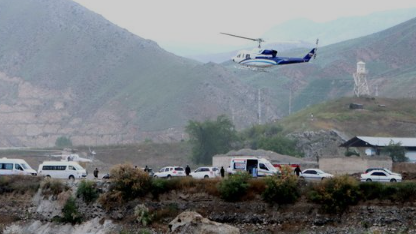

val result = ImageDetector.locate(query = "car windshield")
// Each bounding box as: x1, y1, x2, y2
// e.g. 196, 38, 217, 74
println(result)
264, 162, 274, 170
315, 169, 324, 174
21, 163, 30, 170
384, 168, 394, 174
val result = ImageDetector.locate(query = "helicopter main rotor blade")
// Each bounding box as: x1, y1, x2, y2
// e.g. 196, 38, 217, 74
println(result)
220, 32, 264, 43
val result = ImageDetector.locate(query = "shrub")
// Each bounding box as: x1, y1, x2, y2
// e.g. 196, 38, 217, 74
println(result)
387, 182, 416, 203
359, 182, 384, 201
0, 175, 41, 194
217, 172, 250, 202
110, 164, 152, 200
41, 178, 69, 197
77, 180, 99, 204
61, 196, 83, 224
262, 176, 300, 205
134, 204, 154, 226
308, 176, 360, 213
150, 178, 169, 199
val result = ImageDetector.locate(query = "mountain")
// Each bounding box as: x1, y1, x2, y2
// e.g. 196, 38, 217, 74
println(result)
0, 0, 279, 147
230, 16, 416, 116
263, 8, 416, 47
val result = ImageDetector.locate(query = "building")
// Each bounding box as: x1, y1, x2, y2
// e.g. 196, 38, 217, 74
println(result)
340, 136, 416, 162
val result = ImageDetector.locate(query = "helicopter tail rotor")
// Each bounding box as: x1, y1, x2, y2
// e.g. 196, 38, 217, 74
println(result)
314, 39, 319, 59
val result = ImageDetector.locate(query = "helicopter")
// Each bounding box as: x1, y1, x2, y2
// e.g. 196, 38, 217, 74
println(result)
221, 33, 318, 68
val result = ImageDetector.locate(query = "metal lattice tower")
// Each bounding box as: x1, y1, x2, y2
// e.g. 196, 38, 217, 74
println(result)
353, 61, 370, 97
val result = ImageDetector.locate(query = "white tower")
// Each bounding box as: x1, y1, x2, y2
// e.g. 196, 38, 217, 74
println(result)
353, 61, 370, 97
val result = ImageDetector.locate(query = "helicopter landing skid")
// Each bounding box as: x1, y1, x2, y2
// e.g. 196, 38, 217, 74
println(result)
234, 65, 269, 73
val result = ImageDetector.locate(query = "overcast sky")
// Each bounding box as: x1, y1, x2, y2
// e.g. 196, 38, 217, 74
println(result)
72, 0, 416, 54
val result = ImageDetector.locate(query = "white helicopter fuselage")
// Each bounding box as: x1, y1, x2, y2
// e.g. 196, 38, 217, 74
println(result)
232, 49, 277, 68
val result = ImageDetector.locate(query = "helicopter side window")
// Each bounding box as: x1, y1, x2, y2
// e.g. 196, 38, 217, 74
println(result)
246, 54, 250, 59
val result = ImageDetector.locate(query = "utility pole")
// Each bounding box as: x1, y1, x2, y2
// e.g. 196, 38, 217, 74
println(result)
289, 88, 292, 115
257, 88, 261, 124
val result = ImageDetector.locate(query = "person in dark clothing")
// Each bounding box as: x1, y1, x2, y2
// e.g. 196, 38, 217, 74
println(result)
294, 166, 301, 177
144, 165, 149, 172
93, 168, 99, 179
185, 165, 191, 176
220, 166, 225, 178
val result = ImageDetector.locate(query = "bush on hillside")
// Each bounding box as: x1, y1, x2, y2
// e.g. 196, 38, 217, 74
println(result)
217, 172, 251, 202
41, 178, 70, 197
0, 175, 41, 195
308, 176, 360, 213
76, 180, 99, 204
60, 196, 83, 224
109, 164, 152, 200
262, 167, 300, 204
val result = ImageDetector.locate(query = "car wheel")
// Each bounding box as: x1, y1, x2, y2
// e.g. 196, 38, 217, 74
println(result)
321, 177, 325, 181
154, 175, 158, 178
204, 175, 209, 179
390, 179, 397, 183
69, 175, 75, 180
167, 175, 171, 180
46, 175, 51, 179
366, 179, 372, 182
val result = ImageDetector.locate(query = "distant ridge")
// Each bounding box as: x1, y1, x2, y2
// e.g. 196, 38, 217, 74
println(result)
0, 0, 280, 147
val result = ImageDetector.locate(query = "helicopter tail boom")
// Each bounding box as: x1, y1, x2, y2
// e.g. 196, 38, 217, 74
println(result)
303, 48, 317, 61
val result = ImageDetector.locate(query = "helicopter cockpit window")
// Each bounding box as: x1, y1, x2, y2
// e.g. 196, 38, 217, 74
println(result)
246, 54, 250, 59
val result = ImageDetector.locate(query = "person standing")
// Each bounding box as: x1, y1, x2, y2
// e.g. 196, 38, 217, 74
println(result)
294, 165, 301, 177
185, 165, 191, 176
93, 168, 99, 179
220, 166, 225, 178
144, 165, 149, 172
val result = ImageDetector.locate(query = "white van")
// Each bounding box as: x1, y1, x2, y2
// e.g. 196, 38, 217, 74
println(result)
0, 158, 37, 176
226, 157, 278, 177
38, 161, 87, 179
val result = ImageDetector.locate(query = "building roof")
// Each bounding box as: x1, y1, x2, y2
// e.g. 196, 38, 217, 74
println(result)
340, 136, 416, 148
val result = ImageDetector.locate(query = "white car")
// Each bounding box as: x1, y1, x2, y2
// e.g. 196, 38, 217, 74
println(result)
190, 167, 220, 179
360, 170, 402, 183
154, 166, 186, 179
300, 169, 333, 181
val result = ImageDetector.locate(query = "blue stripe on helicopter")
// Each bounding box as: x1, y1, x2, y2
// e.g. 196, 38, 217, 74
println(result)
241, 60, 276, 65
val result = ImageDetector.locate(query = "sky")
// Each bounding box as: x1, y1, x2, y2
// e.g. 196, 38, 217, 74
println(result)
72, 0, 416, 55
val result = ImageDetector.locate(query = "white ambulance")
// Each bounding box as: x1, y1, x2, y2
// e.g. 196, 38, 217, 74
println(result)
226, 157, 279, 177
0, 158, 37, 176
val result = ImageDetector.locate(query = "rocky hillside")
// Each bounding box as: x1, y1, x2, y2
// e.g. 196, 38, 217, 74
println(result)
0, 0, 279, 147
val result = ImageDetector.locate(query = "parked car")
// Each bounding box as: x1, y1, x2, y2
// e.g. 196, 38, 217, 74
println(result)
300, 169, 333, 181
38, 161, 87, 180
0, 158, 37, 176
226, 157, 279, 177
154, 166, 186, 179
364, 168, 400, 176
190, 167, 220, 179
361, 170, 402, 183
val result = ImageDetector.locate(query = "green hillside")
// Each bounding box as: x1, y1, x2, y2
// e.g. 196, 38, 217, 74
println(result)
279, 97, 416, 138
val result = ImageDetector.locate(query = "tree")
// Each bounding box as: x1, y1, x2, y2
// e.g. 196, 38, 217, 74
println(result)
383, 141, 407, 162
55, 136, 73, 147
240, 123, 302, 157
186, 115, 238, 164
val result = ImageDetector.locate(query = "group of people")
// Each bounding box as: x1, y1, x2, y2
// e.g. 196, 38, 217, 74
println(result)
92, 165, 301, 179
